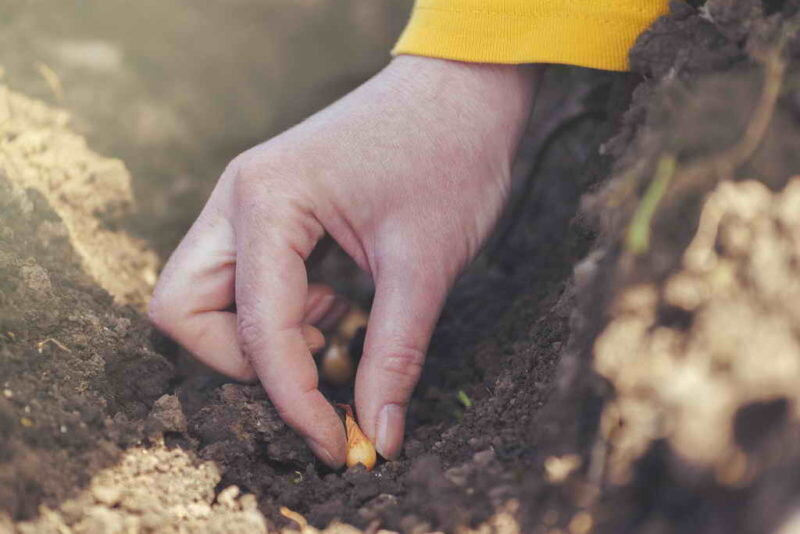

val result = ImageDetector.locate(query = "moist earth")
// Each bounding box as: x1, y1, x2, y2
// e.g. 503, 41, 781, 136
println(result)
2, 1, 800, 533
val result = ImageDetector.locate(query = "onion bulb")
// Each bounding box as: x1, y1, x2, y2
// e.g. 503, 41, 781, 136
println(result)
338, 404, 376, 471
321, 341, 355, 387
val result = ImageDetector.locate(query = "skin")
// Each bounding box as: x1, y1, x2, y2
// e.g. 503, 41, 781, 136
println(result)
149, 56, 542, 468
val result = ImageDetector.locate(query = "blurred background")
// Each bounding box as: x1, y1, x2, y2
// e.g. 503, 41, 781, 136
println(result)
0, 0, 410, 256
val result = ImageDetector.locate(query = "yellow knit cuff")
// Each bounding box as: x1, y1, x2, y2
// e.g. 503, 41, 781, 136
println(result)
392, 1, 669, 72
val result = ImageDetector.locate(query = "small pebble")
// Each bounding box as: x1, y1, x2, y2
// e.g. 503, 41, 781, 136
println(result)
239, 494, 258, 511
568, 511, 593, 534
217, 485, 240, 508
473, 449, 495, 466
91, 484, 122, 506
186, 502, 211, 518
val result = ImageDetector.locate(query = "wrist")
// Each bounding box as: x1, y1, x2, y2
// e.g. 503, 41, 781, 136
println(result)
384, 55, 540, 163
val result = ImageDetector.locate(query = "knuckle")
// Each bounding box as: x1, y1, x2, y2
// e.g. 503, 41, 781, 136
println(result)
271, 399, 295, 427
270, 385, 316, 430
380, 347, 426, 383
236, 315, 266, 362
230, 145, 313, 202
232, 151, 292, 196
220, 152, 250, 186
232, 159, 267, 198
220, 156, 243, 181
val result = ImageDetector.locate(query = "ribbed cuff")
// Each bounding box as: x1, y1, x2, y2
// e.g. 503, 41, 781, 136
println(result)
392, 1, 669, 72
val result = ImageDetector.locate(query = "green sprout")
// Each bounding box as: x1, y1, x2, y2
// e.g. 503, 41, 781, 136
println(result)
626, 155, 677, 255
457, 390, 473, 409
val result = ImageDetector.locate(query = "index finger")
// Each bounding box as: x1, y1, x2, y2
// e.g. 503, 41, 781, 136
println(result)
234, 189, 346, 468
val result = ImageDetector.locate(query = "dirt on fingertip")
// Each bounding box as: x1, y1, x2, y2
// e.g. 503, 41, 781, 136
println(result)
4, 1, 800, 533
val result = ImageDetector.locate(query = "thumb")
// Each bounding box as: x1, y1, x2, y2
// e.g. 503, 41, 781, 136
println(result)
354, 264, 449, 460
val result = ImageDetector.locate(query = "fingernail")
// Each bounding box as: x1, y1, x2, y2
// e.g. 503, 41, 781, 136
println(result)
306, 294, 336, 324
301, 324, 326, 354
305, 437, 338, 468
317, 294, 336, 314
376, 404, 405, 460
317, 299, 348, 331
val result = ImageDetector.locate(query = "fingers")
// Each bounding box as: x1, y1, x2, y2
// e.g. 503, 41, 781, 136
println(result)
355, 264, 449, 460
234, 196, 346, 468
304, 284, 336, 325
150, 213, 333, 381
149, 213, 260, 381
302, 324, 326, 354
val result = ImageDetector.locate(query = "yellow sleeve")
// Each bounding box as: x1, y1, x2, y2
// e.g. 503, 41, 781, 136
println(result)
392, 0, 670, 71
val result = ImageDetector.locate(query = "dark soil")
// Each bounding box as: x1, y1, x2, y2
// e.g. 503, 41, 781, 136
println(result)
3, 1, 800, 533
516, 2, 800, 533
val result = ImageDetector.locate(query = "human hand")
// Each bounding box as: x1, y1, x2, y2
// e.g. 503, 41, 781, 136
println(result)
148, 56, 540, 467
